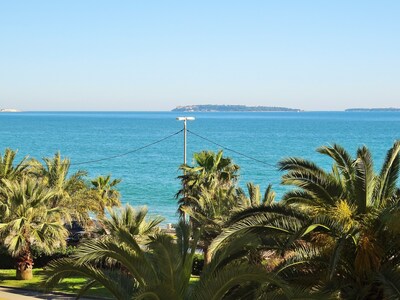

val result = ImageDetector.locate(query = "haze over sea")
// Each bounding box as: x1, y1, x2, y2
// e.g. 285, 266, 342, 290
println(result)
1, 111, 399, 223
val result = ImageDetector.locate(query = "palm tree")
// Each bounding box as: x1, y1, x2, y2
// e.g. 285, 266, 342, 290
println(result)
209, 142, 400, 298
33, 152, 100, 225
236, 182, 276, 208
183, 182, 277, 265
0, 148, 29, 182
209, 203, 312, 266
176, 150, 240, 216
46, 206, 305, 300
46, 206, 191, 299
90, 175, 122, 217
37, 152, 87, 202
176, 150, 241, 264
0, 177, 68, 280
276, 141, 400, 297
181, 185, 238, 264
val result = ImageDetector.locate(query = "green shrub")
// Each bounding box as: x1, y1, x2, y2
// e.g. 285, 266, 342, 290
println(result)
192, 253, 204, 275
0, 246, 15, 269
0, 244, 77, 269
31, 245, 77, 268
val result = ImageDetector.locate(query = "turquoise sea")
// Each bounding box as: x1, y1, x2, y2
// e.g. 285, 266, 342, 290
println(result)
1, 111, 400, 223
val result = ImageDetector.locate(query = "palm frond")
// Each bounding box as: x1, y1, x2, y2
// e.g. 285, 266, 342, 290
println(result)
210, 205, 310, 256
282, 190, 320, 207
375, 140, 400, 207
190, 263, 292, 300
278, 157, 326, 174
354, 146, 375, 213
45, 258, 134, 300
263, 184, 276, 205
76, 239, 154, 285
281, 170, 340, 207
317, 144, 355, 182
376, 267, 400, 299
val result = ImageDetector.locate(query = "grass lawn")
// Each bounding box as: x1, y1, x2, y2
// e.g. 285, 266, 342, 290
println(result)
1, 269, 201, 298
190, 276, 200, 284
0, 268, 112, 298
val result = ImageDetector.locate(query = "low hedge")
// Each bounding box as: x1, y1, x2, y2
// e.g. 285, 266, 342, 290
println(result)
0, 246, 76, 269
192, 253, 204, 275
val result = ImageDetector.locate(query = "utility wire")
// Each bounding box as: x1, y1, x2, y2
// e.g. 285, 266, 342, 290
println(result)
187, 129, 278, 169
71, 129, 183, 165
3, 127, 282, 186
3, 128, 279, 171
1, 129, 183, 167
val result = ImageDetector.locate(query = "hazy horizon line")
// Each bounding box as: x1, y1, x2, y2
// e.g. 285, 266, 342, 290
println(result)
2, 108, 400, 113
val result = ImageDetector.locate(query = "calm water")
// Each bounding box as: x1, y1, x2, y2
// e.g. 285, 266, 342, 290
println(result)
1, 111, 400, 223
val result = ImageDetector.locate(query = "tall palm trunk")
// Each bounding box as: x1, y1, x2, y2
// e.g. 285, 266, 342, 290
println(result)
203, 244, 212, 265
16, 247, 33, 280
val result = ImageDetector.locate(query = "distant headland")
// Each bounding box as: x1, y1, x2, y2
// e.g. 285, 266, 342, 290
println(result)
172, 105, 301, 112
0, 108, 21, 112
345, 108, 400, 112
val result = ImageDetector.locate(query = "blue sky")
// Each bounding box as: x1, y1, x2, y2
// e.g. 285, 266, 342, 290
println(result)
1, 1, 399, 111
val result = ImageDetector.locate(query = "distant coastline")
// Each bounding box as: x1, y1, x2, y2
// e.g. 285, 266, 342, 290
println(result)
345, 108, 400, 112
0, 108, 21, 112
172, 105, 301, 112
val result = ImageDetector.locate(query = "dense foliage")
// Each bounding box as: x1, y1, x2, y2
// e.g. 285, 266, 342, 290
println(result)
2, 143, 400, 299
210, 142, 400, 299
0, 148, 121, 279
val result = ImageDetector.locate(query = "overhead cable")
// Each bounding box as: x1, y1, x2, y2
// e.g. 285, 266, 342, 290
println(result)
2, 129, 183, 167
71, 129, 183, 165
187, 129, 278, 169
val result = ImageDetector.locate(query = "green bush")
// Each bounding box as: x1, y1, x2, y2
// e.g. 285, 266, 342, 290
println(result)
0, 246, 15, 269
0, 245, 77, 269
31, 245, 77, 268
192, 253, 204, 275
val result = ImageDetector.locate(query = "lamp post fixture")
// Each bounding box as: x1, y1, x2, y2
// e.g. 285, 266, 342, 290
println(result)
176, 117, 195, 166
176, 116, 195, 222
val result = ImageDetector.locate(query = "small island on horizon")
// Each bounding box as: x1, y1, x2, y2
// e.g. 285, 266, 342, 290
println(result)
345, 108, 400, 112
172, 104, 302, 112
0, 108, 21, 112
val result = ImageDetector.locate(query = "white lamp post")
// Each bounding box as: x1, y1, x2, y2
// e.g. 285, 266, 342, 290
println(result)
176, 117, 195, 166
176, 117, 195, 222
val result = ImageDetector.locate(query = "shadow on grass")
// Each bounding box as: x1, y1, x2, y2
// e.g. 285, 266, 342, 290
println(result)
0, 269, 112, 299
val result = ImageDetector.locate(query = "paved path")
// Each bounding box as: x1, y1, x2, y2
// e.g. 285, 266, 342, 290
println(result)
0, 287, 95, 300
